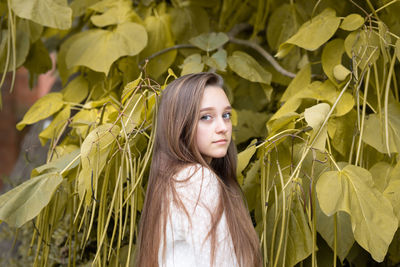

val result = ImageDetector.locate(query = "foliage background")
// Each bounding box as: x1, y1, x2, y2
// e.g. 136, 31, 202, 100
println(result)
1, 0, 400, 266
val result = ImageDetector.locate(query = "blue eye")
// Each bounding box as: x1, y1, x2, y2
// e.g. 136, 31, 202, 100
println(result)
223, 112, 232, 120
200, 114, 212, 121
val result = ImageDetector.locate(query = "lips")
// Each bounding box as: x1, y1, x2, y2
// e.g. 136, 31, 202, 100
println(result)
213, 139, 228, 144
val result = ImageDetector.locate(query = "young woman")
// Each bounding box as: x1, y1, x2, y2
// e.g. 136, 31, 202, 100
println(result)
135, 72, 262, 267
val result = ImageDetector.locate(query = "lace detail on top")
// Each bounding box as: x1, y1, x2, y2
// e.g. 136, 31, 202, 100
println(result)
158, 164, 238, 267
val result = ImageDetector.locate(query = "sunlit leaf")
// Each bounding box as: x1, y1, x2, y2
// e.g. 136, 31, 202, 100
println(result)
304, 103, 330, 151
10, 0, 72, 30
89, 0, 140, 27
316, 165, 398, 262
340, 14, 364, 31
281, 63, 311, 102
62, 76, 89, 103
66, 22, 147, 74
17, 93, 64, 131
32, 148, 80, 177
0, 172, 63, 227
277, 8, 340, 53
344, 30, 380, 70
227, 51, 271, 84
333, 64, 351, 81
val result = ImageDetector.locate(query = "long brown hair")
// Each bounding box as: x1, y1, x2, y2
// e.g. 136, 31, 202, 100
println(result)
135, 72, 262, 267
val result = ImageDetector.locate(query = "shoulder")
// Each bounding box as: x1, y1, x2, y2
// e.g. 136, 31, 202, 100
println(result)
173, 164, 220, 208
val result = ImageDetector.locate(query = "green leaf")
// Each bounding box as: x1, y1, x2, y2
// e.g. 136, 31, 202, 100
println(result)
0, 172, 63, 227
122, 94, 145, 133
89, 0, 140, 27
78, 124, 120, 205
189, 32, 229, 52
242, 161, 259, 209
237, 139, 257, 177
140, 14, 176, 78
170, 6, 209, 43
327, 110, 357, 156
281, 63, 311, 102
0, 22, 30, 72
23, 39, 52, 76
340, 14, 364, 31
333, 64, 351, 81
227, 51, 272, 84
266, 4, 297, 51
70, 109, 99, 137
65, 22, 147, 74
39, 105, 71, 146
304, 103, 330, 151
363, 102, 400, 154
57, 34, 80, 86
17, 93, 64, 131
321, 38, 345, 84
344, 30, 380, 70
267, 183, 313, 267
316, 165, 398, 262
369, 162, 393, 193
70, 0, 99, 17
180, 53, 204, 76
235, 109, 267, 144
61, 76, 89, 103
10, 0, 72, 30
203, 49, 227, 71
277, 8, 341, 52
316, 204, 354, 262
32, 148, 80, 177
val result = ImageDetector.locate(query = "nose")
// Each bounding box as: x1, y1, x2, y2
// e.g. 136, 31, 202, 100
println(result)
215, 116, 228, 133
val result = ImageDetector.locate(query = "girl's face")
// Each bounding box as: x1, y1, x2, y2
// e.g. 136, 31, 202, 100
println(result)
196, 85, 232, 163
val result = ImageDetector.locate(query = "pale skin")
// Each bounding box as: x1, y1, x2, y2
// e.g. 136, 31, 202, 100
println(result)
196, 85, 232, 163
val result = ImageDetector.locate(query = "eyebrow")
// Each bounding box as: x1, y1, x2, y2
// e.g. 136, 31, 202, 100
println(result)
200, 106, 232, 112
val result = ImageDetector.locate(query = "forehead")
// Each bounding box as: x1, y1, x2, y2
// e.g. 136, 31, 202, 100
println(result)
200, 85, 230, 108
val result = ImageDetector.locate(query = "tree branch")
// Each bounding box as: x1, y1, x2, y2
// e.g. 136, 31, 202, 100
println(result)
229, 37, 296, 78
139, 44, 196, 68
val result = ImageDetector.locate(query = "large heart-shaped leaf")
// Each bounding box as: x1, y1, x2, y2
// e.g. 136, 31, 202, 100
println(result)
316, 165, 398, 262
65, 22, 147, 74
277, 8, 340, 56
0, 172, 63, 227
227, 51, 271, 84
11, 0, 72, 30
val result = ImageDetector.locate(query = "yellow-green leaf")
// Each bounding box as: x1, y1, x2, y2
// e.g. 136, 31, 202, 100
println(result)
39, 105, 71, 146
70, 109, 99, 137
227, 51, 271, 84
140, 14, 176, 78
170, 6, 209, 43
266, 4, 297, 51
62, 76, 89, 103
89, 0, 140, 27
321, 38, 344, 84
180, 53, 204, 76
237, 139, 257, 177
122, 94, 145, 133
363, 102, 400, 154
65, 22, 147, 74
281, 63, 311, 102
189, 32, 229, 52
17, 93, 64, 131
340, 14, 364, 31
316, 165, 398, 262
278, 8, 340, 52
395, 39, 400, 62
305, 103, 330, 151
0, 172, 63, 227
344, 30, 380, 70
32, 148, 80, 177
10, 0, 72, 30
78, 124, 120, 205
203, 49, 227, 71
333, 64, 351, 81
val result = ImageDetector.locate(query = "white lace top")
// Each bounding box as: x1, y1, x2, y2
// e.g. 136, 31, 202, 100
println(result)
158, 165, 239, 267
